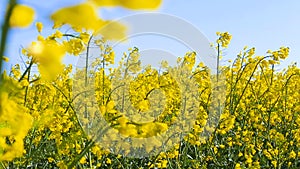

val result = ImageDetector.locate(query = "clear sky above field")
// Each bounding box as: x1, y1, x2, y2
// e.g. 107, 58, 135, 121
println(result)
1, 0, 299, 70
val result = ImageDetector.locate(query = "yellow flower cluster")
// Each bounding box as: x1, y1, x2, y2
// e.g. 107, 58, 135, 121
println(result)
217, 32, 232, 48
267, 47, 290, 61
2, 0, 300, 167
1, 28, 300, 168
9, 4, 35, 28
0, 83, 32, 161
90, 0, 162, 10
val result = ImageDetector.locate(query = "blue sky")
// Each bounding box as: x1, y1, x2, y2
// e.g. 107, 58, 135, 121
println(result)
1, 0, 299, 70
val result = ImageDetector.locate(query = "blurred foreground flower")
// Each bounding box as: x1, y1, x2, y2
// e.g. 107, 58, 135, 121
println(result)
9, 4, 35, 28
50, 2, 126, 40
91, 0, 162, 10
25, 40, 66, 80
0, 91, 33, 161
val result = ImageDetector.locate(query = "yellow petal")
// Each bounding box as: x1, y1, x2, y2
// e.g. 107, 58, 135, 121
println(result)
50, 3, 104, 31
119, 0, 162, 10
2, 56, 9, 62
35, 22, 43, 33
95, 21, 127, 40
91, 0, 162, 10
28, 40, 66, 80
91, 0, 119, 6
9, 4, 35, 28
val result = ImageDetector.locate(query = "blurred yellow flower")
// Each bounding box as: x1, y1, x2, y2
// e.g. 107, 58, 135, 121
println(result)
95, 20, 127, 40
2, 56, 9, 62
9, 4, 35, 28
51, 3, 126, 40
0, 91, 33, 161
91, 0, 162, 10
51, 3, 104, 31
27, 40, 66, 80
35, 22, 43, 33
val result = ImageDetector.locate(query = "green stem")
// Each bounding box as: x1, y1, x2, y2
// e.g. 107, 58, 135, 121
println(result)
0, 0, 17, 79
18, 59, 33, 82
217, 43, 220, 82
0, 162, 7, 169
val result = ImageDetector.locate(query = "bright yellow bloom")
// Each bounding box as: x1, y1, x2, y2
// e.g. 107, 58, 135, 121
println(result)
37, 35, 44, 41
79, 32, 90, 44
47, 157, 54, 163
137, 99, 150, 112
2, 56, 9, 62
95, 20, 127, 40
63, 38, 84, 56
91, 0, 162, 10
217, 32, 232, 48
51, 3, 104, 31
9, 4, 35, 28
51, 3, 126, 40
271, 160, 277, 168
0, 91, 33, 161
289, 150, 296, 159
106, 158, 112, 164
79, 157, 86, 164
35, 22, 43, 33
267, 47, 289, 60
235, 163, 241, 169
52, 30, 63, 39
27, 40, 66, 80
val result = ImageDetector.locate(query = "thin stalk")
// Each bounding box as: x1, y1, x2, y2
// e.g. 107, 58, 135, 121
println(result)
0, 162, 6, 169
84, 35, 93, 167
102, 54, 105, 105
0, 0, 17, 78
23, 60, 33, 105
18, 59, 33, 82
217, 43, 220, 82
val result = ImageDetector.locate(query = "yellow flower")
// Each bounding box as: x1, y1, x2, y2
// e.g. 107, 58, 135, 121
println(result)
106, 101, 115, 112
137, 99, 150, 112
79, 157, 86, 164
2, 56, 9, 62
157, 159, 168, 168
217, 32, 232, 48
51, 3, 126, 40
116, 116, 128, 127
37, 35, 44, 41
79, 32, 91, 44
35, 22, 43, 33
235, 163, 241, 169
51, 3, 105, 31
47, 157, 54, 163
63, 38, 84, 56
0, 91, 33, 161
52, 30, 63, 39
219, 144, 225, 149
9, 4, 35, 28
27, 40, 66, 80
263, 149, 272, 160
95, 20, 127, 40
289, 150, 296, 159
106, 157, 112, 164
91, 0, 162, 10
271, 160, 277, 168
